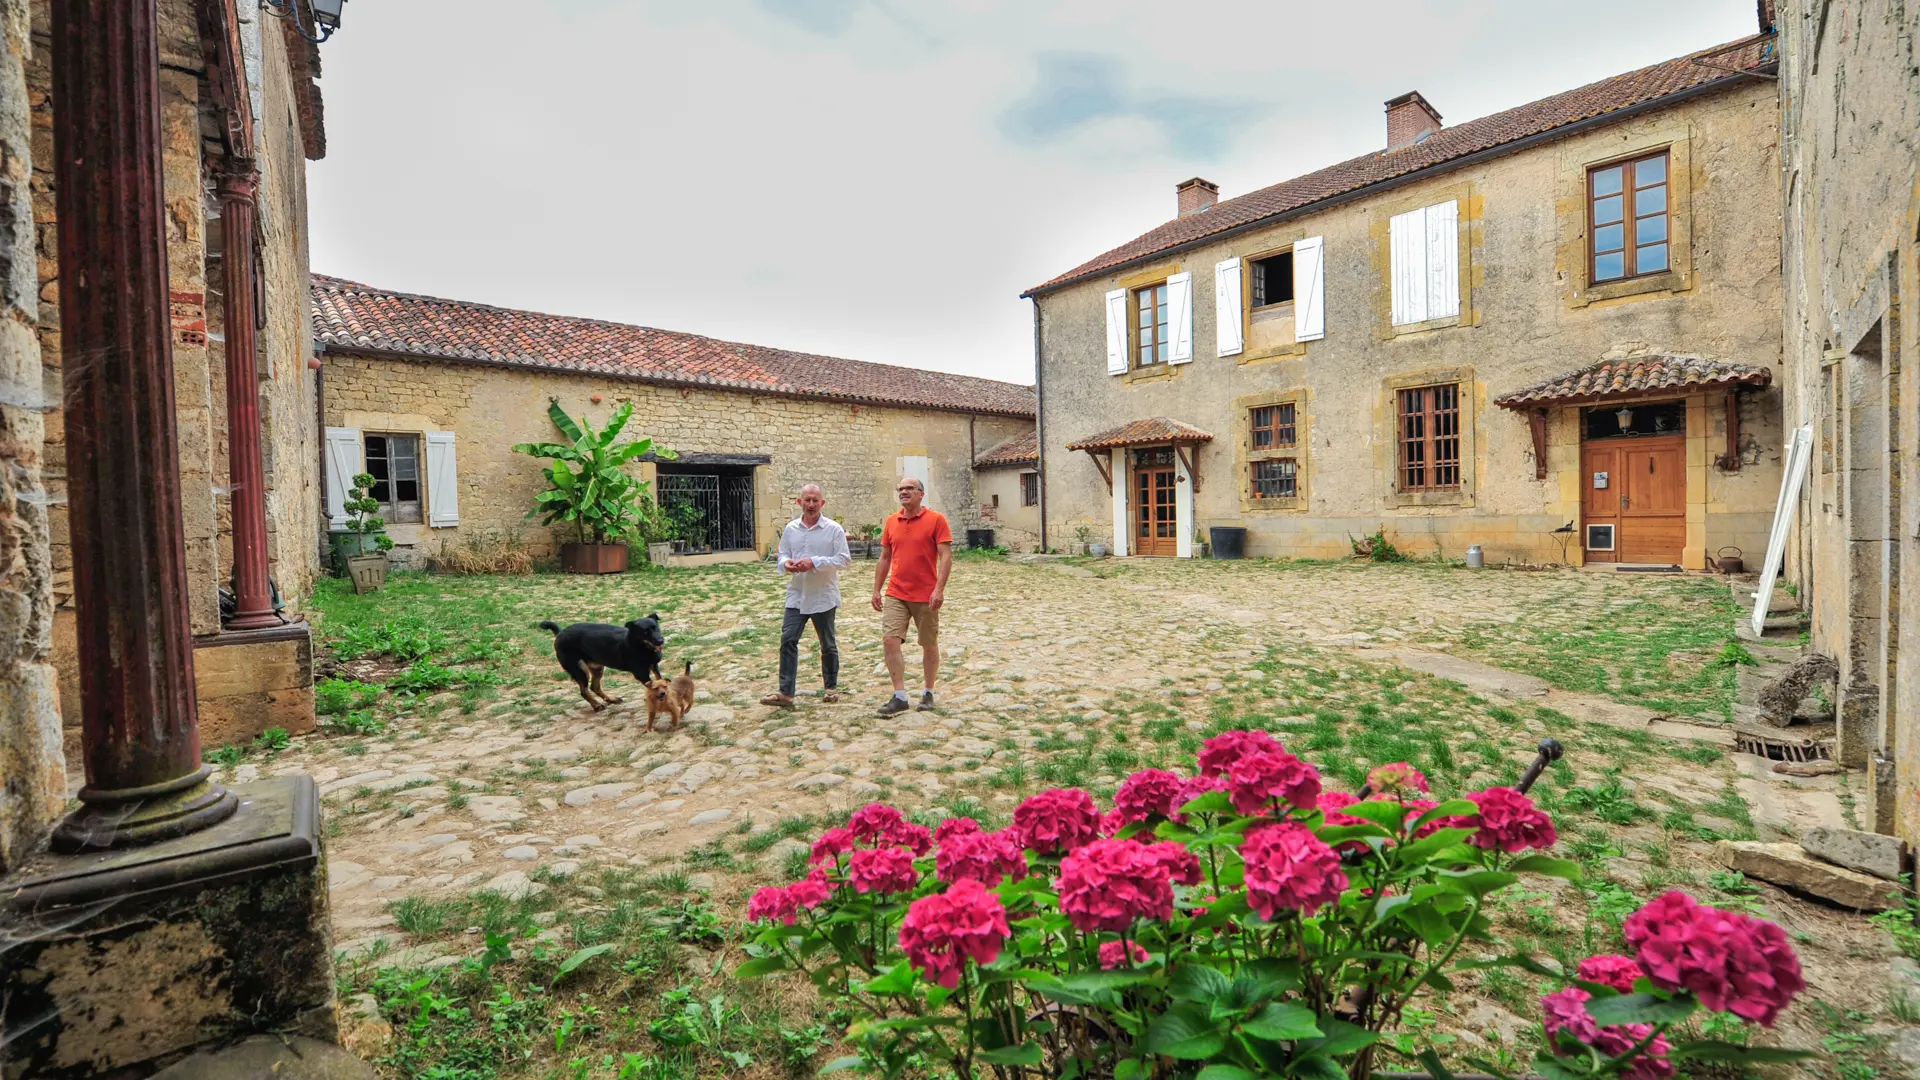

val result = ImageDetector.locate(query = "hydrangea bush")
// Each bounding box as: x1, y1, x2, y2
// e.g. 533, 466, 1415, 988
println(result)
739, 732, 1809, 1079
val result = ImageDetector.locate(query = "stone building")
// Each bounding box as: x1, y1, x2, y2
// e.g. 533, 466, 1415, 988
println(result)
971, 430, 1041, 550
1775, 0, 1920, 837
25, 0, 326, 761
311, 277, 1037, 564
1025, 27, 1785, 569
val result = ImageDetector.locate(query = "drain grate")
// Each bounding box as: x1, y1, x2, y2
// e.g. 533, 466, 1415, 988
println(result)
1735, 728, 1835, 762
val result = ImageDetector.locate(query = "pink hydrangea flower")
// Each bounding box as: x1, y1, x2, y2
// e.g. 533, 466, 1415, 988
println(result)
1226, 749, 1323, 816
1624, 891, 1805, 1026
847, 802, 932, 854
810, 827, 854, 866
1577, 954, 1645, 994
1541, 987, 1675, 1080
1144, 840, 1203, 886
1013, 788, 1103, 855
1058, 838, 1176, 932
847, 846, 920, 896
898, 879, 1011, 989
747, 885, 799, 925
1462, 786, 1557, 852
1318, 790, 1364, 825
1197, 729, 1284, 777
1366, 761, 1430, 796
1241, 822, 1348, 919
1112, 769, 1187, 825
936, 828, 1029, 887
1098, 939, 1151, 969
933, 817, 981, 845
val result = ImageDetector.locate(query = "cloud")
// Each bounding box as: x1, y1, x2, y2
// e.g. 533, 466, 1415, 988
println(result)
998, 51, 1267, 160
756, 0, 865, 36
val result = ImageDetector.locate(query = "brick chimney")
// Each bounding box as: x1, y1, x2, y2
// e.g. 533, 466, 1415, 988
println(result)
1176, 177, 1218, 217
1384, 91, 1442, 151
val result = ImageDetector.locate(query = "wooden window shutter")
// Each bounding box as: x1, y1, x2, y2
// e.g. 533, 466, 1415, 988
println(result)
1294, 236, 1325, 341
324, 426, 364, 529
1425, 200, 1460, 320
1165, 271, 1194, 364
1214, 258, 1243, 356
425, 430, 460, 527
1389, 207, 1428, 325
1104, 289, 1127, 374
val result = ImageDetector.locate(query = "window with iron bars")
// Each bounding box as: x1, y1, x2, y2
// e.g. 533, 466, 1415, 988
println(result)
1398, 384, 1461, 491
1251, 403, 1296, 450
1251, 459, 1297, 500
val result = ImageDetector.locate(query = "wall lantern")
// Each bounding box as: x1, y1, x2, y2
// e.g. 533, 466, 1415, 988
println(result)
1614, 406, 1634, 429
264, 0, 345, 43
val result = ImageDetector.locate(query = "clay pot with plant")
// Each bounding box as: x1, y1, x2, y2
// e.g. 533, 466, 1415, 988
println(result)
512, 400, 672, 574
332, 473, 394, 593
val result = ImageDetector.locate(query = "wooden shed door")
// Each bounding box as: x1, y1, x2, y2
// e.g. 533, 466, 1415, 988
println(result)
1582, 436, 1685, 564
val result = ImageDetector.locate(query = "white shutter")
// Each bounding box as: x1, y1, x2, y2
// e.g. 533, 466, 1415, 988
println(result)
899, 455, 932, 509
1110, 450, 1128, 557
324, 427, 363, 529
1389, 207, 1428, 325
1293, 237, 1325, 342
1166, 271, 1193, 364
425, 431, 460, 527
1426, 199, 1460, 320
1104, 289, 1127, 374
1214, 258, 1243, 357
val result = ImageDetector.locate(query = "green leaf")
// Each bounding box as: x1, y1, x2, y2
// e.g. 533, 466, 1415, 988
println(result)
1288, 1056, 1346, 1080
975, 1044, 1043, 1066
556, 943, 614, 976
1053, 970, 1157, 993
1144, 1001, 1228, 1060
1668, 1040, 1818, 1064
1584, 992, 1697, 1027
1411, 798, 1476, 829
1113, 1059, 1146, 1080
1227, 960, 1300, 1008
1194, 1067, 1256, 1080
817, 1055, 865, 1075
860, 961, 916, 995
1392, 828, 1477, 865
546, 400, 586, 443
1508, 854, 1583, 882
1417, 1049, 1460, 1080
733, 955, 790, 978
1239, 1002, 1322, 1041
1178, 789, 1234, 816
1299, 1019, 1379, 1057
1335, 799, 1411, 830
1435, 868, 1516, 897
1168, 963, 1233, 1003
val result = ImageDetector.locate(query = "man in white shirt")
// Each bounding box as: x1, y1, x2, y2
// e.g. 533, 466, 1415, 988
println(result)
762, 484, 851, 707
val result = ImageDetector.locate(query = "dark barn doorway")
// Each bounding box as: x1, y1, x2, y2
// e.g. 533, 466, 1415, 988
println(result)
655, 455, 762, 553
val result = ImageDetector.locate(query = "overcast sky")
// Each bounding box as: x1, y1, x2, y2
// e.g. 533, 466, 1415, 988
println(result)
307, 0, 1764, 386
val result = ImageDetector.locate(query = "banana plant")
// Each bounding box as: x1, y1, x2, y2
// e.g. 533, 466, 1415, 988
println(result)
511, 400, 674, 545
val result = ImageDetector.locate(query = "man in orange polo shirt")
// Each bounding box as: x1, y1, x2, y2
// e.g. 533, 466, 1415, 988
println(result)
872, 475, 953, 717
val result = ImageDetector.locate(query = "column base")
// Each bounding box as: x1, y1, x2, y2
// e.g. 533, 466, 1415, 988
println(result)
49, 763, 238, 853
1, 776, 338, 1079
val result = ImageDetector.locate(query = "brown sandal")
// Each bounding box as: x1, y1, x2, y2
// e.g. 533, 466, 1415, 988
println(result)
822, 690, 841, 703
759, 693, 795, 707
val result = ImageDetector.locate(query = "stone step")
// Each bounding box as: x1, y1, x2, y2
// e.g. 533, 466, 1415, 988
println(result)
1802, 826, 1907, 882
1717, 839, 1900, 911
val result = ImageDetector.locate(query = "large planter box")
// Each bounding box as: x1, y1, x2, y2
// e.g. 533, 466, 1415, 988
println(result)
345, 554, 388, 594
561, 542, 629, 575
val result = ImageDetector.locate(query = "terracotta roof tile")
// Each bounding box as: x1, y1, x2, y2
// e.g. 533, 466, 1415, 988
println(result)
311, 276, 1037, 419
973, 430, 1038, 469
1025, 34, 1776, 296
1066, 417, 1214, 451
1494, 354, 1772, 408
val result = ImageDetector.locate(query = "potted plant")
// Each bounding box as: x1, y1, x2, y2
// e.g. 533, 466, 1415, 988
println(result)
634, 497, 675, 567
512, 401, 670, 574
666, 500, 709, 555
331, 473, 393, 593
845, 524, 870, 560
1073, 523, 1093, 556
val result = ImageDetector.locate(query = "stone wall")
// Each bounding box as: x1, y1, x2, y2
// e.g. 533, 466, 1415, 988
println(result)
973, 467, 1041, 551
321, 353, 1034, 565
1035, 80, 1785, 568
0, 0, 61, 876
1777, 0, 1920, 836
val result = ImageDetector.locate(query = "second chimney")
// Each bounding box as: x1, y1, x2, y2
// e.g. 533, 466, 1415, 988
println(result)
1384, 92, 1442, 150
1176, 177, 1218, 217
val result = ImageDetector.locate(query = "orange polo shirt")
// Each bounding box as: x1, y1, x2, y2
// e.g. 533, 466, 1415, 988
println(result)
882, 508, 952, 603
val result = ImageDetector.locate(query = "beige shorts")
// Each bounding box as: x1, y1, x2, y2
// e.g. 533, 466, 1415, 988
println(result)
881, 595, 939, 647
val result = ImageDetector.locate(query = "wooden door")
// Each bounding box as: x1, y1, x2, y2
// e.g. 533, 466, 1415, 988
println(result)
1132, 447, 1179, 557
1581, 437, 1685, 564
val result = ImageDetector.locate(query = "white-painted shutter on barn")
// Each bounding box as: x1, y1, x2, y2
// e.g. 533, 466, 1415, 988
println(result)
1166, 272, 1193, 364
1104, 289, 1128, 374
425, 430, 460, 527
1214, 258, 1243, 357
325, 427, 363, 529
1293, 236, 1325, 341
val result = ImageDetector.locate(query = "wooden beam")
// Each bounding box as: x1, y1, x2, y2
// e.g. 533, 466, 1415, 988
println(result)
1174, 443, 1200, 494
1087, 448, 1113, 492
1718, 391, 1743, 471
1528, 409, 1550, 481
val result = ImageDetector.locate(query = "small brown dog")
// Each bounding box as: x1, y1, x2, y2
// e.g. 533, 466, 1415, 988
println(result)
645, 661, 698, 732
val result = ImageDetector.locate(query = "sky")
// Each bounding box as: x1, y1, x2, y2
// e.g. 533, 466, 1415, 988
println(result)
306, 0, 1765, 387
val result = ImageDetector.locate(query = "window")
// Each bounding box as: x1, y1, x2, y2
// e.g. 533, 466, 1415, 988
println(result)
364, 433, 423, 523
1397, 384, 1461, 491
1250, 403, 1296, 449
1589, 152, 1669, 283
1134, 282, 1169, 367
1389, 201, 1461, 326
1251, 459, 1297, 500
1020, 472, 1039, 507
1250, 250, 1294, 308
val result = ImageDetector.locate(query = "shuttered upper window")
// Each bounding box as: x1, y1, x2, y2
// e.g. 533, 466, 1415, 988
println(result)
1388, 201, 1461, 327
1398, 385, 1461, 492
1589, 152, 1669, 283
1134, 282, 1169, 367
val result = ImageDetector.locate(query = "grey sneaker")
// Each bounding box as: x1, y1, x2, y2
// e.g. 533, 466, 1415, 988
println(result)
876, 695, 910, 718
917, 691, 936, 711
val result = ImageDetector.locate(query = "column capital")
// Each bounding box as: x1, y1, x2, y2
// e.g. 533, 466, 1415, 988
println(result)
214, 159, 259, 201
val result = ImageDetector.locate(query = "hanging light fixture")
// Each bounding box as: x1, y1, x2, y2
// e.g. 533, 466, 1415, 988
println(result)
1614, 406, 1634, 430
263, 0, 346, 43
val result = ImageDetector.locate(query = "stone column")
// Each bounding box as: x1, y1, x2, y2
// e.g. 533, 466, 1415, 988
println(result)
46, 0, 236, 851
217, 162, 279, 631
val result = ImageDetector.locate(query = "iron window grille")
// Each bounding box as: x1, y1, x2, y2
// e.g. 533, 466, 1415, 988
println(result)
1398, 384, 1462, 492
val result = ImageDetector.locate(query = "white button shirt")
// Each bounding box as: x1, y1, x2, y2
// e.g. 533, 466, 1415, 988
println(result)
778, 515, 852, 614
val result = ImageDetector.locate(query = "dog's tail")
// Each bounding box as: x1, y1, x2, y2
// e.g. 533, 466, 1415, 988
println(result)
538, 620, 561, 635
683, 660, 693, 676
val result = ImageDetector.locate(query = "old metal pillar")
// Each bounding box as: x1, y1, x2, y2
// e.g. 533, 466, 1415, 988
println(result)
47, 0, 237, 851
217, 162, 280, 631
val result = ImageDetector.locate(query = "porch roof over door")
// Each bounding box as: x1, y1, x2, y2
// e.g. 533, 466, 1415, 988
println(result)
1065, 417, 1215, 450
1494, 354, 1772, 409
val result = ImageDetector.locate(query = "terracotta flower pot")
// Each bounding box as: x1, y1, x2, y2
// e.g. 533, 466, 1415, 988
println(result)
560, 542, 629, 575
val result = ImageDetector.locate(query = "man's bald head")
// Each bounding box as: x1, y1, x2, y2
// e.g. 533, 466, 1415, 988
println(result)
796, 484, 825, 520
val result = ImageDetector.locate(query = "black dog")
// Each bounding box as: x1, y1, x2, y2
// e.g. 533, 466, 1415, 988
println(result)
538, 615, 666, 711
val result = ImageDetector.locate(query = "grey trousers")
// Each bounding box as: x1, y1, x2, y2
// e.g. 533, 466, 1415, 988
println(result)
779, 607, 839, 696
